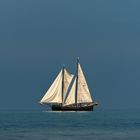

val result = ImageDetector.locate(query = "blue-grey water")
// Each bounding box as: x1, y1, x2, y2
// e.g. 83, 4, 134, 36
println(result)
0, 110, 140, 140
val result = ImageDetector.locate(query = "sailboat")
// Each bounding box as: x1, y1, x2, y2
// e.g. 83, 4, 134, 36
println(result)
39, 58, 98, 111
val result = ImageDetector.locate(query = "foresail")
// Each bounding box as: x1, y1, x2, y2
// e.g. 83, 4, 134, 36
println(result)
64, 78, 76, 106
63, 69, 74, 103
40, 70, 62, 104
77, 63, 93, 103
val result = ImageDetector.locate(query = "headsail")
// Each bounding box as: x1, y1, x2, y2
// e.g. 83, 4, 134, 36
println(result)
40, 70, 63, 104
77, 63, 93, 103
40, 68, 74, 105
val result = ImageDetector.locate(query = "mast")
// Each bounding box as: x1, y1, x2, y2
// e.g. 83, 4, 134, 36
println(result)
62, 64, 65, 106
75, 57, 79, 107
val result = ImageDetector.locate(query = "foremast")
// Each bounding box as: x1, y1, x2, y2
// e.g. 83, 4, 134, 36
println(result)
75, 58, 79, 107
61, 64, 65, 106
40, 65, 74, 105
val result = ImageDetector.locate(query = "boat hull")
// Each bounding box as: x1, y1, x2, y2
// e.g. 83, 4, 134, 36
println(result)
52, 104, 94, 111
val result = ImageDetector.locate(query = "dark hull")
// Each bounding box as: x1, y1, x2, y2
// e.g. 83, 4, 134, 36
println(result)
52, 104, 94, 111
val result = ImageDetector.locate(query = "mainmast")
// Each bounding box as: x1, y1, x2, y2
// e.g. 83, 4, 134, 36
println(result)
75, 57, 79, 106
61, 64, 65, 106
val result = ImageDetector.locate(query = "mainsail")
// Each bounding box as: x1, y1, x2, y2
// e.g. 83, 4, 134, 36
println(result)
77, 63, 93, 103
40, 68, 74, 104
64, 61, 93, 106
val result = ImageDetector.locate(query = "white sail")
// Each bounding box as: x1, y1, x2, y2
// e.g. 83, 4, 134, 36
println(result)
63, 69, 74, 103
77, 63, 93, 103
64, 78, 76, 106
40, 70, 62, 104
39, 60, 93, 106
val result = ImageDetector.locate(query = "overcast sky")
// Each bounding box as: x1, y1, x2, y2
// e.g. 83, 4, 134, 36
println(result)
0, 0, 140, 110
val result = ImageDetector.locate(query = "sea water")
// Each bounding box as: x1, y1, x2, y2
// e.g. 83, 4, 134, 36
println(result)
0, 110, 140, 140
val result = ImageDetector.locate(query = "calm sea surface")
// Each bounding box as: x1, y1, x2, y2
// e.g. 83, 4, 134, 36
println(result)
0, 110, 140, 140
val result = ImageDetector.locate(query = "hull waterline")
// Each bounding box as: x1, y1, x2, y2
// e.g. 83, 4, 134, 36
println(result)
52, 104, 96, 111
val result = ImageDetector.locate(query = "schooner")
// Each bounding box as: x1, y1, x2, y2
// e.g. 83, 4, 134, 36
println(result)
40, 58, 98, 111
